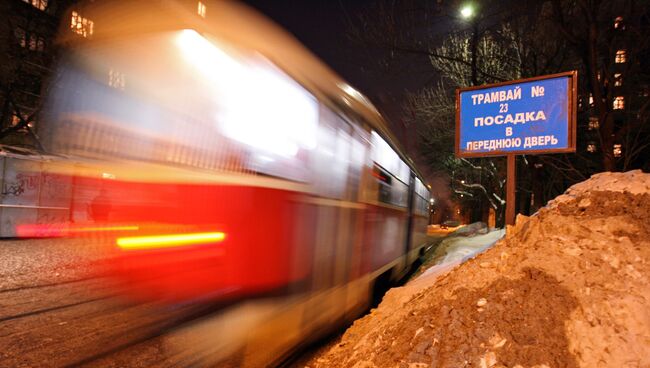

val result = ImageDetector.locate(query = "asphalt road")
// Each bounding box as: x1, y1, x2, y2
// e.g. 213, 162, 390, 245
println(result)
0, 237, 193, 368
0, 235, 453, 367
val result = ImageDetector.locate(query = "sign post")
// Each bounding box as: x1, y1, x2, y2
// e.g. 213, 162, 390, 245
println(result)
455, 71, 577, 226
506, 154, 515, 225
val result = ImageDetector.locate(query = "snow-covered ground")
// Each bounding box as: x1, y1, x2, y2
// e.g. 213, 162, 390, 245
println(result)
420, 229, 505, 277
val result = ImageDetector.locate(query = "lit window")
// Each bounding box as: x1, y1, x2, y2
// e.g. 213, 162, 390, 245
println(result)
615, 50, 626, 63
588, 117, 599, 130
613, 144, 622, 157
15, 29, 45, 51
108, 69, 126, 90
614, 73, 622, 87
613, 96, 625, 110
197, 1, 206, 17
587, 142, 597, 153
29, 34, 37, 50
23, 0, 48, 11
614, 16, 624, 29
28, 34, 45, 51
15, 28, 26, 48
589, 94, 594, 106
70, 11, 94, 38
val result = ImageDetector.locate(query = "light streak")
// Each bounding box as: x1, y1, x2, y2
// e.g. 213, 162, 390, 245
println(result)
117, 232, 226, 250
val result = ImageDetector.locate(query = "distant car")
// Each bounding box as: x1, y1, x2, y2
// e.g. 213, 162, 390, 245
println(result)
442, 220, 461, 228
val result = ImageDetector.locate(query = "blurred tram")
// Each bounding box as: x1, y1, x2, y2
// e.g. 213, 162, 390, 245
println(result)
32, 0, 431, 365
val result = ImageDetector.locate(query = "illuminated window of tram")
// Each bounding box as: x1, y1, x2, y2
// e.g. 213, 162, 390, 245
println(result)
70, 11, 94, 38
197, 2, 207, 18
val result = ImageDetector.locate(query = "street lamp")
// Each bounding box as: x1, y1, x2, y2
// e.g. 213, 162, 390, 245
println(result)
460, 4, 474, 19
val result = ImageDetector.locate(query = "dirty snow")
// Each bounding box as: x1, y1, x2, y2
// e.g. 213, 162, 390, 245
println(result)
305, 170, 650, 368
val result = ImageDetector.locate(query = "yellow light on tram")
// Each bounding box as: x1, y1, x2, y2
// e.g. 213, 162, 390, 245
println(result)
117, 232, 226, 250
72, 225, 139, 233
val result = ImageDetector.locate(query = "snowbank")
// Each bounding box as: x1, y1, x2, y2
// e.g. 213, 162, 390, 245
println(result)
424, 228, 505, 269
306, 170, 650, 368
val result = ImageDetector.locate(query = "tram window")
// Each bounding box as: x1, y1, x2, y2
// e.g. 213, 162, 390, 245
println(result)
43, 31, 319, 182
374, 164, 392, 204
311, 106, 354, 199
372, 163, 408, 207
372, 165, 391, 184
370, 131, 409, 184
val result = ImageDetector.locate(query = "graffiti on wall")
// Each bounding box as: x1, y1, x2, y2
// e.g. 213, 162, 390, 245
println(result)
2, 173, 41, 196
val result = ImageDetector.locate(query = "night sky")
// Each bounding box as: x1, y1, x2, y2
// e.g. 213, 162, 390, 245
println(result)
241, 0, 436, 149
242, 0, 378, 100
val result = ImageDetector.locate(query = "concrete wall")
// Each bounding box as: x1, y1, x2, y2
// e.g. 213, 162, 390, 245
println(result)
0, 155, 73, 237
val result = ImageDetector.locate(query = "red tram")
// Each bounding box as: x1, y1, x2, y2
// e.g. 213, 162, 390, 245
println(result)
29, 1, 431, 365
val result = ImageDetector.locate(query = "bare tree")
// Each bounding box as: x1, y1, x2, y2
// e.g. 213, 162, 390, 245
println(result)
347, 0, 650, 222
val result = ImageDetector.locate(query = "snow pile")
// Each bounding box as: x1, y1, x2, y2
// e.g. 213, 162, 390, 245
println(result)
547, 170, 650, 208
306, 171, 650, 368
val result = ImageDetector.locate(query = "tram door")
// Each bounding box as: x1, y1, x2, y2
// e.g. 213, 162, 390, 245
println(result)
301, 105, 360, 332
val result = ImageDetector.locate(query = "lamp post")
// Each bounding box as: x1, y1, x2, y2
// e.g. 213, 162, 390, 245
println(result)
460, 2, 491, 224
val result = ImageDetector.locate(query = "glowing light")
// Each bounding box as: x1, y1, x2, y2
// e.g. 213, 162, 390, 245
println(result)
218, 62, 318, 157
117, 232, 226, 250
460, 5, 474, 19
16, 224, 139, 237
72, 225, 139, 233
176, 29, 240, 76
175, 29, 318, 158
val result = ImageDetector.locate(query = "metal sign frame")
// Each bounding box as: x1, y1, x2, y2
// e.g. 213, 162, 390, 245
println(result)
455, 71, 578, 158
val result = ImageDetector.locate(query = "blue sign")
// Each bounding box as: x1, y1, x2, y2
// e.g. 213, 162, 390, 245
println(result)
456, 72, 576, 157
